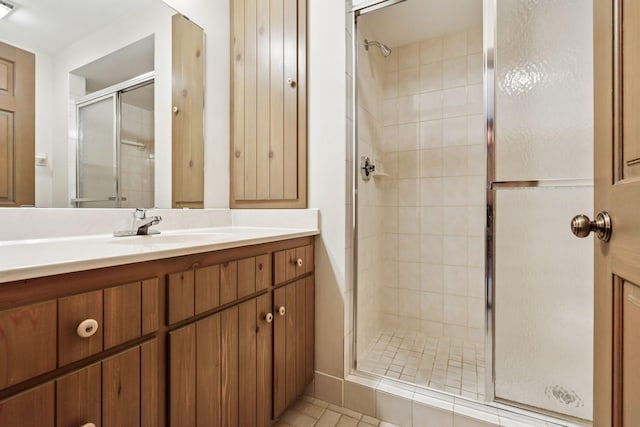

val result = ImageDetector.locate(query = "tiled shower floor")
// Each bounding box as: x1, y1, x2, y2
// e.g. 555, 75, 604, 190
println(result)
358, 329, 485, 400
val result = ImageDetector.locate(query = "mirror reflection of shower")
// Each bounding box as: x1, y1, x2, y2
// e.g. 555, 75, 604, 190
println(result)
364, 39, 392, 57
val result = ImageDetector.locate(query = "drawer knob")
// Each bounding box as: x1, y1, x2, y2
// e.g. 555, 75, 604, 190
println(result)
77, 319, 99, 338
80, 423, 97, 427
278, 306, 286, 316
265, 313, 274, 323
296, 258, 303, 267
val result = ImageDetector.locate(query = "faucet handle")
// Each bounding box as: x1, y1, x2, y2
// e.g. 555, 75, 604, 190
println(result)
135, 208, 146, 219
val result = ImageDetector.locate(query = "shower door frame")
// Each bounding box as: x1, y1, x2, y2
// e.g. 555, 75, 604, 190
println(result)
72, 72, 155, 208
348, 0, 497, 402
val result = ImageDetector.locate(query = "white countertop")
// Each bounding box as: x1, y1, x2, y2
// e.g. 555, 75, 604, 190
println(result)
0, 226, 319, 284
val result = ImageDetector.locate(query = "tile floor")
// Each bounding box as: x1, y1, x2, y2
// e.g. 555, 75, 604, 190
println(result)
276, 395, 398, 427
358, 329, 485, 400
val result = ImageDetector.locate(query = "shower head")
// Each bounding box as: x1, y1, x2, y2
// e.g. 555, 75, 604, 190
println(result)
364, 39, 392, 57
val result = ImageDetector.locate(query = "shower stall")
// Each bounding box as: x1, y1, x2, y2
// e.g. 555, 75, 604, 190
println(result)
349, 0, 593, 423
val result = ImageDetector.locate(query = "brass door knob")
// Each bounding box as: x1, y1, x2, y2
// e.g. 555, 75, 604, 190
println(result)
571, 212, 612, 242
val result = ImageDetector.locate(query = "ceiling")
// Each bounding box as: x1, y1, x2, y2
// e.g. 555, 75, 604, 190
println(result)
359, 0, 482, 48
0, 0, 158, 55
72, 35, 155, 94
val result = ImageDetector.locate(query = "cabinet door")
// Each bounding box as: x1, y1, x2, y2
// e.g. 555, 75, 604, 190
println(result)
168, 294, 272, 427
231, 0, 307, 208
56, 363, 101, 427
56, 340, 158, 427
273, 277, 314, 418
0, 382, 54, 426
172, 14, 204, 209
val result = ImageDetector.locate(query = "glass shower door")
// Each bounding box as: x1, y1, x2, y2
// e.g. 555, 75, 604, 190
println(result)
493, 0, 593, 420
76, 95, 118, 208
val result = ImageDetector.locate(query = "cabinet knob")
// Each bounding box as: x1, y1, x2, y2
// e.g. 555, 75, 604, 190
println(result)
76, 319, 99, 338
80, 423, 96, 427
265, 313, 274, 323
172, 106, 179, 114
287, 78, 297, 88
278, 306, 286, 316
295, 258, 303, 267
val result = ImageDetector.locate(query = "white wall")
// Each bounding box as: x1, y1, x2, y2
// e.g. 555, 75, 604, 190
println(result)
307, 0, 348, 402
34, 52, 54, 207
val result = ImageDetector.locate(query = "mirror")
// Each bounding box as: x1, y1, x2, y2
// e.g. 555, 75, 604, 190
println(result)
0, 0, 204, 208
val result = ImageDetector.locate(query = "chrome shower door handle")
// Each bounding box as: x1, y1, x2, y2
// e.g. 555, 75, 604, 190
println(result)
571, 212, 612, 242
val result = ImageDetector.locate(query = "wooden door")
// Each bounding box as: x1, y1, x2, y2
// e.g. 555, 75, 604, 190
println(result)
594, 1, 640, 425
172, 13, 204, 209
0, 41, 34, 207
231, 0, 307, 208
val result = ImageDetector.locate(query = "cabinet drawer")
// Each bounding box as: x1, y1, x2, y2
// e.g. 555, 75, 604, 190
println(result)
0, 300, 57, 390
274, 244, 313, 285
168, 254, 271, 325
59, 278, 159, 366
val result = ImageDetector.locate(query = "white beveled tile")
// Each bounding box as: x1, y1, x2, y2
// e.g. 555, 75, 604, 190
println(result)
398, 67, 420, 97
467, 25, 483, 55
443, 206, 468, 236
397, 95, 420, 124
421, 37, 444, 64
443, 117, 468, 146
421, 263, 444, 293
398, 179, 420, 206
398, 42, 420, 70
420, 291, 444, 322
384, 71, 399, 101
420, 148, 444, 178
383, 99, 398, 126
443, 87, 468, 118
420, 205, 444, 235
443, 265, 468, 296
420, 234, 444, 264
467, 53, 483, 85
443, 235, 468, 266
420, 62, 443, 92
443, 146, 468, 177
444, 31, 468, 58
421, 177, 444, 206
397, 151, 420, 178
398, 261, 421, 290
420, 120, 443, 149
397, 123, 420, 151
420, 91, 444, 121
399, 289, 421, 318
467, 84, 483, 115
443, 57, 468, 89
443, 176, 468, 206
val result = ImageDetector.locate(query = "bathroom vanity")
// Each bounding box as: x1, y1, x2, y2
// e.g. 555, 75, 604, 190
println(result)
0, 228, 316, 426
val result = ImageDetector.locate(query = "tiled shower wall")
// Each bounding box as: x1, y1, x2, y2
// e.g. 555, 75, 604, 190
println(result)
120, 102, 155, 208
355, 20, 387, 358
378, 26, 485, 345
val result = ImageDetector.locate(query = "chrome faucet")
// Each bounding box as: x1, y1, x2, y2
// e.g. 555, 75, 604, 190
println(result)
114, 208, 162, 237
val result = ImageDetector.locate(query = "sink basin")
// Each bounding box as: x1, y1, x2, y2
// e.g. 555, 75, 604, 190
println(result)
108, 232, 231, 245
